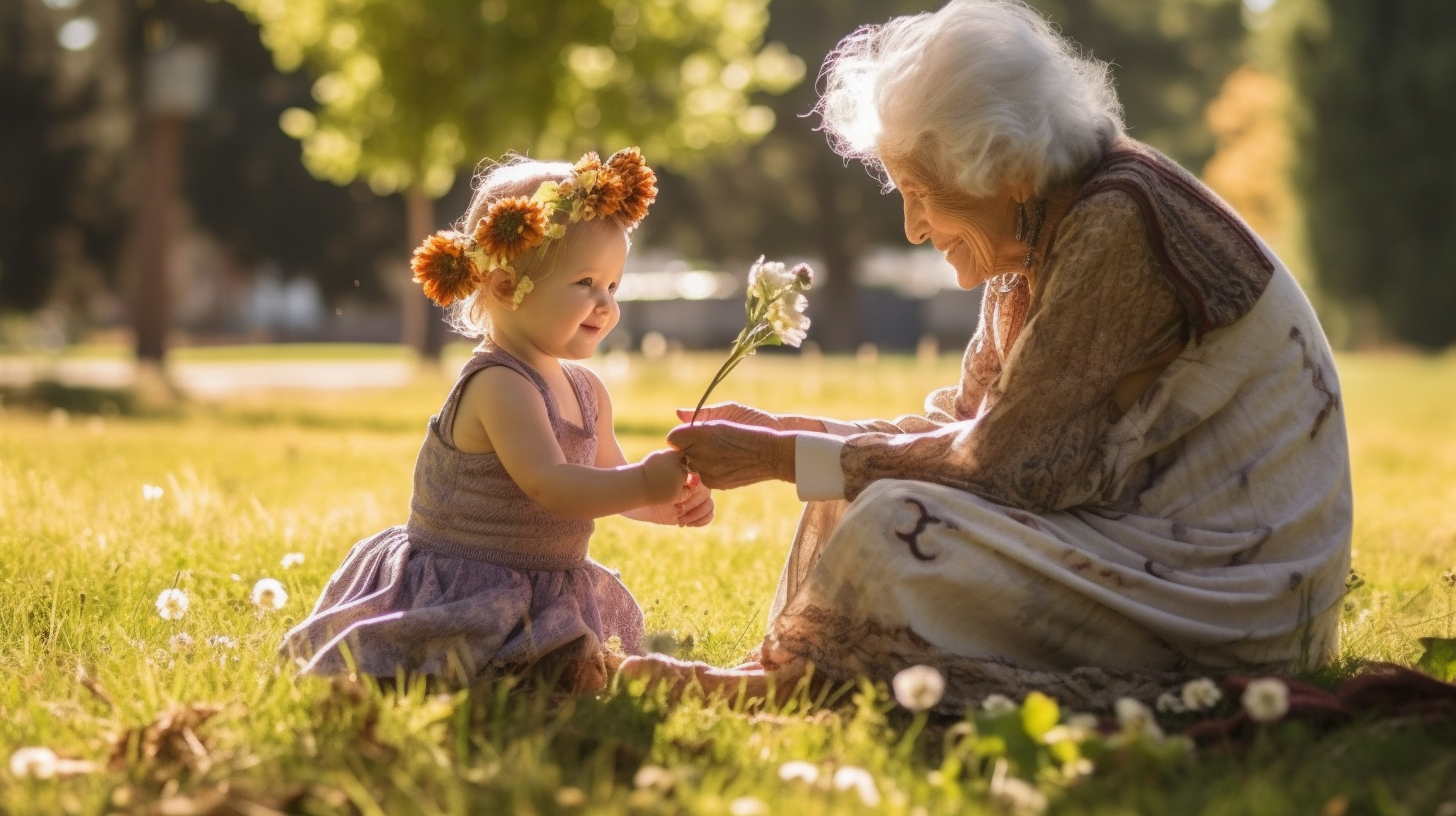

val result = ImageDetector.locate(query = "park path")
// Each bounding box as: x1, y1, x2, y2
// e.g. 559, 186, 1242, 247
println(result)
0, 356, 417, 398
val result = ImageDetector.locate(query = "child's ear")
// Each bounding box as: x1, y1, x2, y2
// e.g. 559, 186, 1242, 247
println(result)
486, 269, 517, 305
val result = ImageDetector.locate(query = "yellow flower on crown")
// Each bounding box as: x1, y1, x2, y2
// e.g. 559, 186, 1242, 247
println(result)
410, 147, 658, 308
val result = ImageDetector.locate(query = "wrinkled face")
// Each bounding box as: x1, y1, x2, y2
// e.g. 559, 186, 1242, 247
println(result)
506, 224, 628, 362
885, 161, 1018, 291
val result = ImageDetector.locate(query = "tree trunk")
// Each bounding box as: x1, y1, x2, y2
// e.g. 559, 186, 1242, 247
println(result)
811, 156, 861, 353
132, 114, 184, 366
403, 185, 447, 367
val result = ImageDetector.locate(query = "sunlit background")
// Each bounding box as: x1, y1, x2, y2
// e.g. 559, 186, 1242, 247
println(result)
2, 0, 1453, 391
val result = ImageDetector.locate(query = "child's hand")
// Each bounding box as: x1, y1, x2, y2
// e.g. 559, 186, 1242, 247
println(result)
673, 472, 714, 527
640, 449, 692, 504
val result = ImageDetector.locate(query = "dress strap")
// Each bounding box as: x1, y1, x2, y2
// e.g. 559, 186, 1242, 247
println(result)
434, 348, 561, 447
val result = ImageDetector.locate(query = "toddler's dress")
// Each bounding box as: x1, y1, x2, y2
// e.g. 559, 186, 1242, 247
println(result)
280, 347, 645, 686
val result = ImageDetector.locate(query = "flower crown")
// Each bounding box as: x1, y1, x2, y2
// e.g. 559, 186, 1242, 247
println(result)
410, 147, 658, 309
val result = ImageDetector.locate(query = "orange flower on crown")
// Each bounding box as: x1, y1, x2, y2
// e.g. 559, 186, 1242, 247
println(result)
607, 147, 657, 228
411, 230, 480, 307
581, 167, 628, 221
474, 196, 549, 265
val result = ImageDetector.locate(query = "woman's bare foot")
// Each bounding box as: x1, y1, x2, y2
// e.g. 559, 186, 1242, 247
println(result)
619, 654, 800, 703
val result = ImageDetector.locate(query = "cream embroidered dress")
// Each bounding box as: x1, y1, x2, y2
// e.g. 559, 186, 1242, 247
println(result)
281, 347, 644, 685
765, 140, 1352, 709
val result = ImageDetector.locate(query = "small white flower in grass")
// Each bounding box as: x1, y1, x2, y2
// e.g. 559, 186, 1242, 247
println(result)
10, 746, 58, 779
832, 765, 881, 807
250, 577, 288, 611
280, 552, 305, 569
1155, 691, 1186, 714
1181, 677, 1223, 711
778, 760, 819, 784
142, 484, 164, 501
168, 632, 195, 653
633, 764, 674, 790
991, 774, 1048, 816
1241, 677, 1290, 724
206, 635, 237, 649
155, 588, 189, 621
729, 796, 769, 816
892, 664, 945, 712
1114, 697, 1164, 740
981, 693, 1017, 714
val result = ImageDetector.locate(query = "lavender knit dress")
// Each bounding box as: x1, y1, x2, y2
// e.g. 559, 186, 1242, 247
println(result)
281, 347, 645, 684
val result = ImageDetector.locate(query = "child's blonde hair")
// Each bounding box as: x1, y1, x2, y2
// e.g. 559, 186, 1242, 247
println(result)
409, 150, 657, 340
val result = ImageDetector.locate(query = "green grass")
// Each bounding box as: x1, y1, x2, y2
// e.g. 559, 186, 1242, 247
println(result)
2, 349, 1454, 815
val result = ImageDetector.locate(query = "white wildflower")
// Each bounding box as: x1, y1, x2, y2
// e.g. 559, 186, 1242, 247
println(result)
168, 632, 195, 654
831, 765, 881, 807
729, 796, 769, 816
142, 484, 164, 501
1181, 677, 1223, 711
981, 694, 1018, 714
632, 764, 673, 790
1241, 677, 1290, 724
280, 552, 305, 569
892, 664, 945, 712
765, 292, 810, 347
9, 746, 58, 779
778, 760, 819, 785
250, 577, 288, 611
991, 774, 1048, 816
1114, 697, 1163, 740
748, 256, 797, 294
1155, 691, 1186, 714
154, 588, 189, 621
553, 787, 586, 808
206, 635, 237, 649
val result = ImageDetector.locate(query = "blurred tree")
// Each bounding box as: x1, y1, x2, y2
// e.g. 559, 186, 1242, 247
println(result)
0, 0, 134, 321
1282, 0, 1456, 350
226, 0, 804, 362
651, 0, 1248, 352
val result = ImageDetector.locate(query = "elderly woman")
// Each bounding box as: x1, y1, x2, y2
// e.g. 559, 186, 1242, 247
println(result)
625, 0, 1351, 708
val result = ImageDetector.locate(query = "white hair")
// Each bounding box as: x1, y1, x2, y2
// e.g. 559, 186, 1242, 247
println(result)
816, 0, 1123, 197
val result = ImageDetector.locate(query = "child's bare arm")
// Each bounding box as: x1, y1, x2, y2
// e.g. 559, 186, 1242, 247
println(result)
466, 367, 687, 519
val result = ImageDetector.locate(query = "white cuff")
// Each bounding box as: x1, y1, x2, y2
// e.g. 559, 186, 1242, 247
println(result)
795, 433, 846, 502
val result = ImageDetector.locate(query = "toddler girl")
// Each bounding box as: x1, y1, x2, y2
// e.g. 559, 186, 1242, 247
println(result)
282, 147, 712, 691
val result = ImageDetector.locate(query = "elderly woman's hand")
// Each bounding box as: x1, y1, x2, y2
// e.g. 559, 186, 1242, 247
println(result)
667, 420, 796, 490
675, 402, 785, 431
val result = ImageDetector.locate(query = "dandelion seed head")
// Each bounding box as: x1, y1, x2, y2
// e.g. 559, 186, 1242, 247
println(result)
1181, 677, 1223, 711
154, 588, 189, 621
250, 577, 288, 611
9, 746, 58, 779
729, 796, 769, 816
891, 664, 945, 711
1241, 677, 1289, 724
981, 693, 1017, 714
1155, 691, 1186, 714
778, 760, 819, 784
831, 765, 881, 807
280, 552, 305, 569
142, 484, 164, 501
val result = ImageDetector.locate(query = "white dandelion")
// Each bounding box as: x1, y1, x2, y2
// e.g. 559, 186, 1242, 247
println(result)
831, 765, 881, 807
142, 484, 164, 501
154, 588, 189, 621
1181, 677, 1224, 712
778, 760, 819, 785
1241, 677, 1290, 724
892, 664, 946, 712
9, 747, 58, 779
250, 577, 288, 611
1114, 697, 1164, 740
1155, 691, 1186, 714
280, 552, 305, 569
729, 796, 769, 816
981, 694, 1018, 714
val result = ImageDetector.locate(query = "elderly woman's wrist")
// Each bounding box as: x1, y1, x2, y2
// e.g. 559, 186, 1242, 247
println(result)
773, 431, 798, 482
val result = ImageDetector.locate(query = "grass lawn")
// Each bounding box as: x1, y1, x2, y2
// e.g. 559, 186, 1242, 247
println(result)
2, 348, 1454, 815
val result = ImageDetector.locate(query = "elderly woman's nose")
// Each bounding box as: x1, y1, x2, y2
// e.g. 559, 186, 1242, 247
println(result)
903, 200, 930, 244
